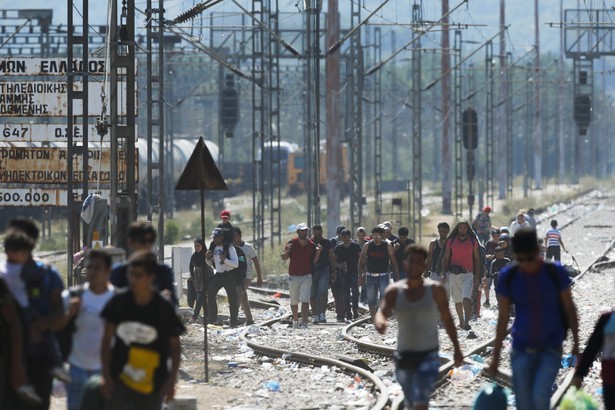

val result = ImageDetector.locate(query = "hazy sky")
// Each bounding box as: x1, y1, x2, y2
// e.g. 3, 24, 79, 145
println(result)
11, 0, 611, 61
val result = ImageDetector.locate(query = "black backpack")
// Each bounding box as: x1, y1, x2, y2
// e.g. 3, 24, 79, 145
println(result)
55, 285, 85, 361
233, 246, 248, 280
504, 262, 569, 337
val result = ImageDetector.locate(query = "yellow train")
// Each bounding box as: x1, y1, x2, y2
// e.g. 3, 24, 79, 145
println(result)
287, 143, 350, 195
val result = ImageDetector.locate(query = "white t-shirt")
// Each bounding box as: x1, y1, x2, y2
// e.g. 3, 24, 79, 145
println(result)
238, 241, 258, 279
0, 261, 28, 308
64, 283, 115, 371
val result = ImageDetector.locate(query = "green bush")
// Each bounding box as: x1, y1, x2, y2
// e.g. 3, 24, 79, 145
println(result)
165, 220, 180, 244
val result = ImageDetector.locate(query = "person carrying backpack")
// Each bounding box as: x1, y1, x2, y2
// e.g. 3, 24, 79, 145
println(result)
1, 224, 67, 410
57, 249, 115, 410
487, 228, 579, 410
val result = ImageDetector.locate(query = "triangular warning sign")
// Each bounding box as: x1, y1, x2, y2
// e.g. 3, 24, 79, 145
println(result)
175, 137, 228, 191
92, 241, 102, 249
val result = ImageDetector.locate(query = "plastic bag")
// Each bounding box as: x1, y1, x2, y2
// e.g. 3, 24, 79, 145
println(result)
473, 383, 507, 410
560, 387, 599, 410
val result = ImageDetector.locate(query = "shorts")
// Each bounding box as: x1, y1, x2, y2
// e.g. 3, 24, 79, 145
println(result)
449, 272, 473, 304
395, 351, 440, 407
310, 267, 330, 299
289, 274, 312, 305
366, 273, 390, 308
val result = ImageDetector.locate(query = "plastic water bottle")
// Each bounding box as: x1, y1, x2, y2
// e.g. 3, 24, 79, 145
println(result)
264, 380, 280, 392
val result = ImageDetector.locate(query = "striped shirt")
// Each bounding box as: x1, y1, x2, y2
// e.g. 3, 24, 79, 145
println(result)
546, 228, 561, 248
237, 241, 258, 279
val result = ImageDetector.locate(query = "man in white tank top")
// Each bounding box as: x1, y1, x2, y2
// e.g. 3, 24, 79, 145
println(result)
375, 245, 463, 410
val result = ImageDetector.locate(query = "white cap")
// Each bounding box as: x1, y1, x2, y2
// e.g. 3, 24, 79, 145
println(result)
296, 223, 308, 231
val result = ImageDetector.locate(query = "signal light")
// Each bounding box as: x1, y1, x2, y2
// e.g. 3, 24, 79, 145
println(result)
573, 95, 592, 130
462, 108, 478, 150
219, 74, 239, 138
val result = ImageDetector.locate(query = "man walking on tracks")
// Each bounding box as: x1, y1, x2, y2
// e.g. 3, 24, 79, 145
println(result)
487, 228, 579, 410
375, 245, 463, 410
441, 222, 480, 330
358, 225, 399, 320
425, 222, 450, 282
281, 223, 322, 329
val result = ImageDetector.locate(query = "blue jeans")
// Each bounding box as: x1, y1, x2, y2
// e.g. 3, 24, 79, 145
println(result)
396, 351, 440, 407
511, 348, 562, 410
366, 274, 390, 308
310, 268, 330, 300
67, 365, 100, 410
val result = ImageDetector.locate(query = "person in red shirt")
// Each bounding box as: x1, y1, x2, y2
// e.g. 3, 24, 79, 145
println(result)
281, 223, 322, 329
441, 222, 480, 330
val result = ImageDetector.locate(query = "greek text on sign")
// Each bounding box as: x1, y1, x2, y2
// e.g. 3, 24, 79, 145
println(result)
1, 124, 98, 142
0, 123, 137, 142
0, 147, 133, 184
0, 81, 131, 117
0, 58, 106, 76
0, 188, 110, 207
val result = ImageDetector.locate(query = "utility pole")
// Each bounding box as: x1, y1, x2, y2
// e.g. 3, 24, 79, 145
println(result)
497, 0, 507, 199
533, 0, 542, 189
558, 0, 565, 184
305, 0, 321, 227
390, 31, 398, 176
326, 0, 341, 237
348, 1, 363, 232
411, 1, 422, 240
441, 0, 452, 215
145, 0, 165, 260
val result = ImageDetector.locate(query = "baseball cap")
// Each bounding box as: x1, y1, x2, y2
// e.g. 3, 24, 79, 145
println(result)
491, 229, 501, 235
495, 246, 504, 252
220, 210, 231, 218
500, 233, 510, 241
483, 206, 492, 213
211, 228, 224, 237
336, 225, 346, 234
296, 223, 308, 231
382, 221, 392, 229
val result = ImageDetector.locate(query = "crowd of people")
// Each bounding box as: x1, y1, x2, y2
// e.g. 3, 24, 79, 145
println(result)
0, 201, 608, 410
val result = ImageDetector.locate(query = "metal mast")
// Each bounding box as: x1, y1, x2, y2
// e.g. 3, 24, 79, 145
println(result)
506, 52, 513, 196
441, 0, 452, 214
497, 0, 508, 199
305, 0, 322, 227
110, 0, 137, 252
485, 40, 495, 209
374, 27, 383, 222
67, 0, 90, 285
348, 1, 363, 231
251, 0, 267, 252
453, 30, 462, 219
411, 1, 422, 239
145, 0, 165, 260
533, 0, 542, 189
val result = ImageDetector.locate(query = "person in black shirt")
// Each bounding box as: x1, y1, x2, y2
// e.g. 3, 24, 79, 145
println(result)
101, 251, 185, 410
109, 222, 177, 305
188, 238, 212, 322
483, 247, 511, 307
425, 222, 450, 281
310, 225, 332, 324
332, 230, 362, 321
393, 227, 416, 280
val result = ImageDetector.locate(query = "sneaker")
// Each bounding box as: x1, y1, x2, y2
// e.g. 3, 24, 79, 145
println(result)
292, 321, 300, 329
16, 385, 42, 406
319, 313, 326, 323
483, 300, 491, 308
461, 322, 472, 331
300, 322, 308, 329
51, 366, 71, 383
313, 315, 320, 325
245, 320, 255, 326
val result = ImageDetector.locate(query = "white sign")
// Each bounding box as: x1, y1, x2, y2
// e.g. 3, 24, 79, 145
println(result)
0, 188, 110, 207
0, 58, 106, 76
92, 240, 104, 249
0, 81, 132, 117
0, 123, 138, 142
